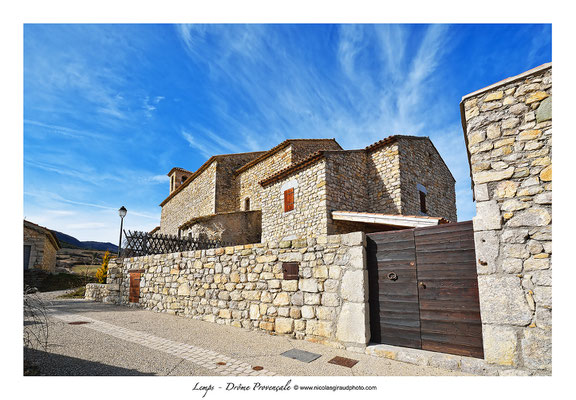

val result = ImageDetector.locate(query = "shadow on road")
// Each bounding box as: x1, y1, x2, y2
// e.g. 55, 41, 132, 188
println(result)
24, 347, 154, 376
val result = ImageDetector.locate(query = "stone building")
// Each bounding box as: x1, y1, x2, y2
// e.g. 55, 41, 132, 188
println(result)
461, 63, 552, 374
24, 219, 61, 272
158, 136, 457, 243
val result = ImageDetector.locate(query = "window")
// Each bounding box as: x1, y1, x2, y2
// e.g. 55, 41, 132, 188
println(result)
419, 190, 427, 214
284, 188, 294, 212
181, 176, 188, 184
244, 197, 250, 211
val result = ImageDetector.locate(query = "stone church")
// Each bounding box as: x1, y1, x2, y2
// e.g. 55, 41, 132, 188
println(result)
156, 135, 457, 244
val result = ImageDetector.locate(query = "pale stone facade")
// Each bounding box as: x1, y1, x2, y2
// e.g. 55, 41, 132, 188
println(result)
24, 220, 60, 272
461, 63, 552, 375
259, 137, 456, 241
159, 135, 457, 243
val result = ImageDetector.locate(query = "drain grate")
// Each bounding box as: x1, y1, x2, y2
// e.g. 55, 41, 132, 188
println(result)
68, 321, 91, 325
328, 356, 358, 368
281, 349, 321, 363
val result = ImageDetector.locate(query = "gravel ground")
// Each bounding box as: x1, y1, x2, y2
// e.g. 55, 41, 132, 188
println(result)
25, 290, 471, 377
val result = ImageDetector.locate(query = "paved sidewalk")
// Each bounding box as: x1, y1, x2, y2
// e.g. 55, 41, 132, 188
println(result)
27, 290, 471, 376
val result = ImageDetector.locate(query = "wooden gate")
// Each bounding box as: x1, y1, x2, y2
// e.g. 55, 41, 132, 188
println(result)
367, 221, 484, 358
129, 271, 142, 303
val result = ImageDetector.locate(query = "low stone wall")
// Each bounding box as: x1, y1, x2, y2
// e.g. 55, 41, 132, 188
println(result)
85, 283, 118, 303
98, 232, 369, 351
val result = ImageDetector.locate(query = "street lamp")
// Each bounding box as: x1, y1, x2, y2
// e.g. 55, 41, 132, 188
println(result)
118, 206, 127, 257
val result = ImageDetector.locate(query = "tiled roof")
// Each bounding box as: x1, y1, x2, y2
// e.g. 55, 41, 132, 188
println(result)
24, 220, 61, 250
259, 150, 326, 187
149, 226, 160, 234
235, 138, 340, 174
259, 135, 445, 187
364, 134, 426, 152
160, 151, 264, 207
179, 210, 261, 231
167, 167, 193, 176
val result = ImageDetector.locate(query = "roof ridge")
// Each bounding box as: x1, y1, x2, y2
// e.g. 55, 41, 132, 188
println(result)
259, 150, 325, 187
235, 138, 339, 174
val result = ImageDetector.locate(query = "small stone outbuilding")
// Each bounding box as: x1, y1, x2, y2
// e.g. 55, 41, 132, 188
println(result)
24, 220, 61, 272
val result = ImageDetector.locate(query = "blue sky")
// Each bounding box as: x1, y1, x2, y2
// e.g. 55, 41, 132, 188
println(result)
23, 24, 552, 243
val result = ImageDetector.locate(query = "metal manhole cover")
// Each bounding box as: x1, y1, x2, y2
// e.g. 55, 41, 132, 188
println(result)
328, 356, 358, 368
281, 349, 321, 363
68, 321, 91, 325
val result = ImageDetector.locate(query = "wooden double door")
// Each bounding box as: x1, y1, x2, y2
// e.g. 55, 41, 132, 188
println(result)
367, 221, 484, 358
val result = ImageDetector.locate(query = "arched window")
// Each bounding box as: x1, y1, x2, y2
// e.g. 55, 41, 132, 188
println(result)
244, 197, 250, 211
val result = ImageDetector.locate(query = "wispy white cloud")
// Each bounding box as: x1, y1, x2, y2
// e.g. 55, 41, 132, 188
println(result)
24, 119, 110, 141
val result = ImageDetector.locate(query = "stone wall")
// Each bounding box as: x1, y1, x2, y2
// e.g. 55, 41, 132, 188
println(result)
397, 137, 457, 221
181, 210, 262, 245
325, 151, 369, 234
160, 162, 217, 235
366, 142, 402, 214
215, 152, 264, 214
24, 225, 57, 272
260, 160, 329, 242
85, 283, 118, 303
97, 232, 370, 350
238, 146, 293, 212
461, 63, 551, 375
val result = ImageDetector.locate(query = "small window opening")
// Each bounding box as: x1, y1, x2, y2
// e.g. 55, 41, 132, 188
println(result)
181, 176, 188, 184
284, 188, 294, 212
244, 197, 250, 211
419, 190, 427, 214
170, 175, 175, 192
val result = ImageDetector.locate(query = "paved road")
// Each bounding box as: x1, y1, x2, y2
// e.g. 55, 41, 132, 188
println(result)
25, 290, 470, 376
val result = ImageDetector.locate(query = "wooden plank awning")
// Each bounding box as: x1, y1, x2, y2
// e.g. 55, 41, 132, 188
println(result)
331, 211, 448, 228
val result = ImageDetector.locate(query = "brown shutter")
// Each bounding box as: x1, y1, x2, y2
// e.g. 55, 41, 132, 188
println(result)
282, 262, 299, 280
284, 188, 294, 212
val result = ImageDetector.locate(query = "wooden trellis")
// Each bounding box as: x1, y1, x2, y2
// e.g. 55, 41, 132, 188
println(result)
120, 230, 226, 258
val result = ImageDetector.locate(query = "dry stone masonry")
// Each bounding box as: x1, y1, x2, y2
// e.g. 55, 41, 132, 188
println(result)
89, 232, 370, 351
461, 63, 552, 375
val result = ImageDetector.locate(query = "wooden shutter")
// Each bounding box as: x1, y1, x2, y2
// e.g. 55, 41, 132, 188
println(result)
284, 188, 294, 212
282, 262, 299, 280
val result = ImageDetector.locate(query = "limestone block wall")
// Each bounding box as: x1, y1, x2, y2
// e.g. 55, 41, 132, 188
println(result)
324, 151, 369, 234
99, 232, 370, 350
366, 143, 402, 214
160, 162, 217, 235
215, 152, 265, 214
397, 138, 457, 221
261, 160, 328, 242
238, 146, 293, 212
462, 63, 551, 375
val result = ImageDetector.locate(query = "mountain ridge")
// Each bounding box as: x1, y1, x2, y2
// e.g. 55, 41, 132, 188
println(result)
52, 230, 118, 252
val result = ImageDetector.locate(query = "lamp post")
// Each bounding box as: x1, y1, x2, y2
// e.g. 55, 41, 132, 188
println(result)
118, 206, 127, 257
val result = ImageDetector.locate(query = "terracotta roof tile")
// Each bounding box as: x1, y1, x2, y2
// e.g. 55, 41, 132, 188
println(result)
24, 219, 61, 250
235, 138, 340, 174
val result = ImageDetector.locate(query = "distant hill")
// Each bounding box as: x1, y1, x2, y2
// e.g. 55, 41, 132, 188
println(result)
52, 230, 118, 252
